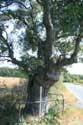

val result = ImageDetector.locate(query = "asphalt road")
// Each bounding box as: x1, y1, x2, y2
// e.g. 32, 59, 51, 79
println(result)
64, 82, 83, 107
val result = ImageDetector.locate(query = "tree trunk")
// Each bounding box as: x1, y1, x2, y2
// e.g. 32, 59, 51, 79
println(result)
26, 81, 48, 116
25, 68, 60, 116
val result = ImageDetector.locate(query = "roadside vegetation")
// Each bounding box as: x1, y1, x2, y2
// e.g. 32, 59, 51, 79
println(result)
0, 67, 27, 78
49, 74, 83, 124
63, 70, 83, 85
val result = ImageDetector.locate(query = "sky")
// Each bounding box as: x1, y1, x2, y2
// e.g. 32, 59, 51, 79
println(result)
67, 63, 83, 75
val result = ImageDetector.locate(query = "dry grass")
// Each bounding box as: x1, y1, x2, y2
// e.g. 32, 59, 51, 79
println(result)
60, 83, 77, 105
58, 83, 83, 125
61, 106, 83, 125
0, 76, 28, 88
0, 77, 28, 100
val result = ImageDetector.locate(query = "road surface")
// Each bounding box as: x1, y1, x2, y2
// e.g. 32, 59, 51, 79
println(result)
64, 82, 83, 108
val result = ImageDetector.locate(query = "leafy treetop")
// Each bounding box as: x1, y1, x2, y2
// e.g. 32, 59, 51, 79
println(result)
0, 0, 83, 74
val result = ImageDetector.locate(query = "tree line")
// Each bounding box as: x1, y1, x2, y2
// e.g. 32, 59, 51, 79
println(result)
0, 67, 27, 78
63, 71, 83, 84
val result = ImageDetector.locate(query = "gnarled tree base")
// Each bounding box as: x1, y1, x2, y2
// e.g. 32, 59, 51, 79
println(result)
24, 69, 60, 116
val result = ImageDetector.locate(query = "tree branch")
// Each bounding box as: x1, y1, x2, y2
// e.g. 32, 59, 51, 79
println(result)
36, 0, 43, 5
42, 0, 55, 70
56, 34, 82, 66
64, 0, 80, 5
0, 29, 30, 73
8, 10, 29, 26
0, 55, 11, 61
0, 29, 23, 66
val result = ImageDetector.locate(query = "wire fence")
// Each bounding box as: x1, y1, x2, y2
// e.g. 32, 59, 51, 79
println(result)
0, 86, 64, 125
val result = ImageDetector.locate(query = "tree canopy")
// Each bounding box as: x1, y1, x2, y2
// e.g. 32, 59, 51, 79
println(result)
0, 0, 83, 74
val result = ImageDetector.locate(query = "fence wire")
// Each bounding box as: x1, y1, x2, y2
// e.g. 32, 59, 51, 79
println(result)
0, 87, 64, 125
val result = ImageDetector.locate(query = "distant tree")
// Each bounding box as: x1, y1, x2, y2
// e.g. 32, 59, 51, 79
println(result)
0, 0, 83, 115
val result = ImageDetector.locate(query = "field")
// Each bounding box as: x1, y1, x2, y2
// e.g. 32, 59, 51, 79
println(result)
0, 76, 28, 88
0, 77, 83, 125
0, 76, 28, 97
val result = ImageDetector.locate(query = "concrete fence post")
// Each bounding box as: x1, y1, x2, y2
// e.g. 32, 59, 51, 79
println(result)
39, 86, 42, 117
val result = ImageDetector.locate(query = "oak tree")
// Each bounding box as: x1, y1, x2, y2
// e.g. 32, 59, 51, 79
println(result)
0, 0, 83, 115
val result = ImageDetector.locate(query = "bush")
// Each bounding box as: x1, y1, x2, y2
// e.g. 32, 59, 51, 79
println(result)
0, 67, 27, 78
0, 99, 18, 125
0, 97, 61, 125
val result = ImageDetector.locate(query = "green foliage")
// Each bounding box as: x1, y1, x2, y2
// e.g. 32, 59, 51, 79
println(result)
0, 96, 61, 125
40, 107, 60, 125
21, 56, 44, 71
50, 1, 83, 59
0, 67, 27, 77
63, 71, 83, 84
0, 0, 83, 72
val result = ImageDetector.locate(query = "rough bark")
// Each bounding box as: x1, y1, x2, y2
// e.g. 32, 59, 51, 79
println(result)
26, 79, 48, 116
24, 67, 60, 116
43, 0, 55, 71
